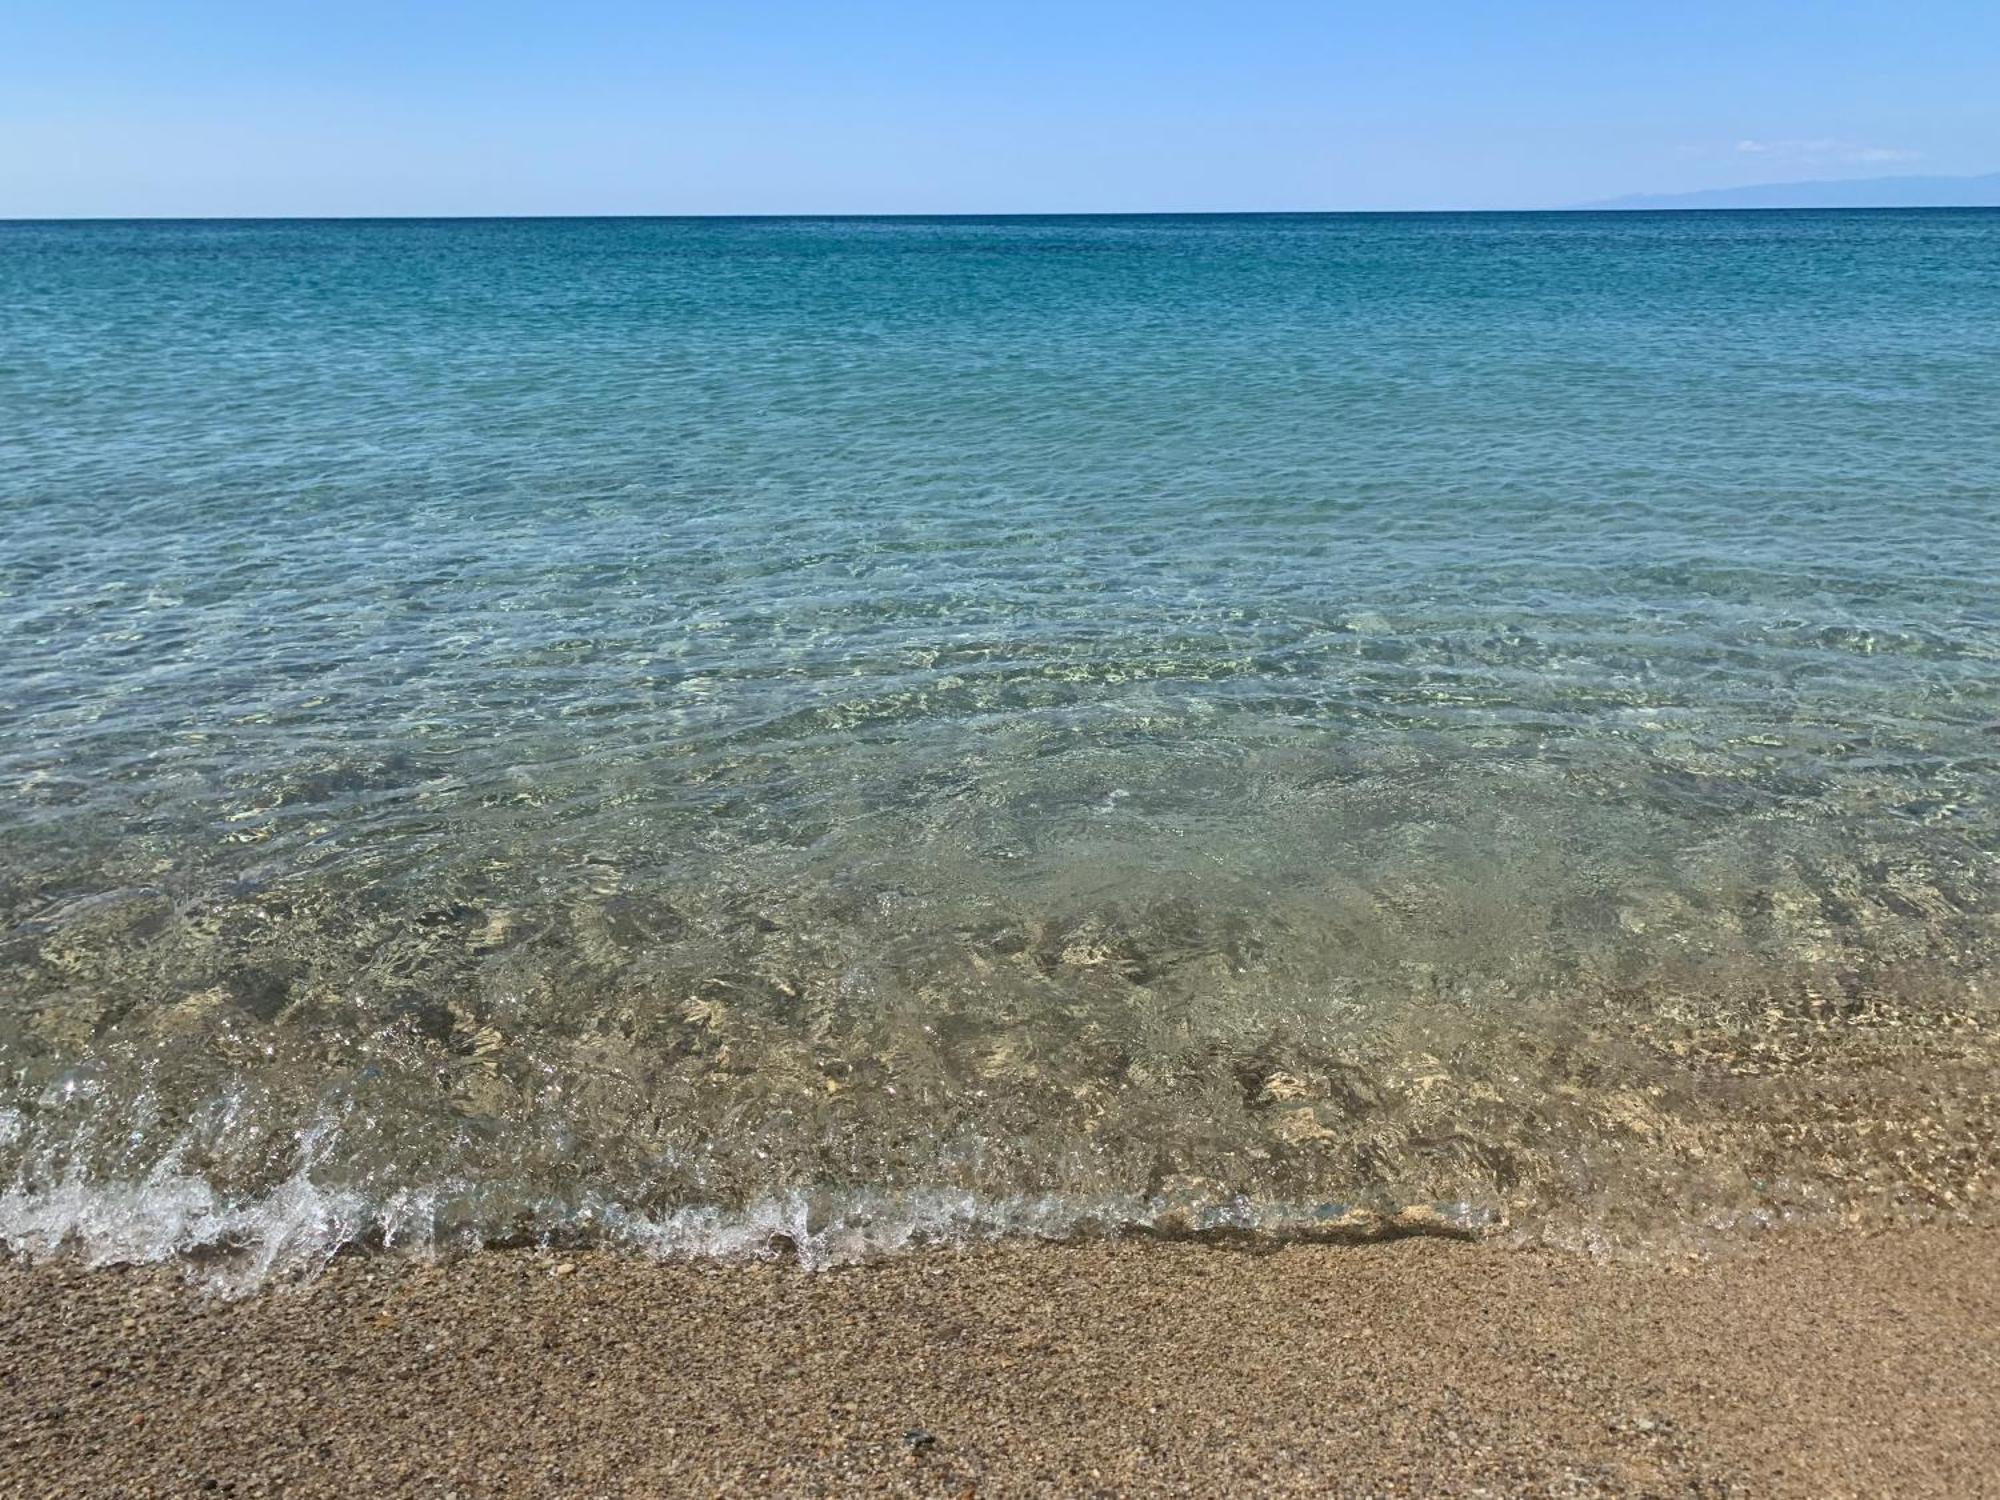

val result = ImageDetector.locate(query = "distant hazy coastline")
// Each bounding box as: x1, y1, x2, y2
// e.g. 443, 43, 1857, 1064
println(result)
1579, 168, 2000, 210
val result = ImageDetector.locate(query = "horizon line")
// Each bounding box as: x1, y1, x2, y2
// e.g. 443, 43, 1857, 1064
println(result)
8, 204, 2000, 225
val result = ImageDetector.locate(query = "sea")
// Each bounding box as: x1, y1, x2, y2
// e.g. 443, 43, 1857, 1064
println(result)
2, 211, 1995, 1283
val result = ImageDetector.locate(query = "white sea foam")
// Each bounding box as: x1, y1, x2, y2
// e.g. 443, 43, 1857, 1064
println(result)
0, 1153, 1497, 1292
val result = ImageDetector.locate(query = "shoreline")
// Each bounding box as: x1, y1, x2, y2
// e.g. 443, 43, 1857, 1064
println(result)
4, 1226, 1995, 1497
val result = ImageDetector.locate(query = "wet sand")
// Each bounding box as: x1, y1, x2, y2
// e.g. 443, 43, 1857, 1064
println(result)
2, 1227, 1995, 1498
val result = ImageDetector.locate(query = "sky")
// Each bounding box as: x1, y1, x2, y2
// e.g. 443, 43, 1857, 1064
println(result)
1, 1, 1996, 216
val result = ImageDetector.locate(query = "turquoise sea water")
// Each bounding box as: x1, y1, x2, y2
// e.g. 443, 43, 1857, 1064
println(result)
2, 212, 1996, 1276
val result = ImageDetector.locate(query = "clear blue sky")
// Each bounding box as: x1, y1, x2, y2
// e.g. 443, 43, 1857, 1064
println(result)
2, 0, 1995, 216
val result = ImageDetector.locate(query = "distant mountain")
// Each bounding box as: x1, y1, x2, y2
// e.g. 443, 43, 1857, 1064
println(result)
1578, 171, 2000, 211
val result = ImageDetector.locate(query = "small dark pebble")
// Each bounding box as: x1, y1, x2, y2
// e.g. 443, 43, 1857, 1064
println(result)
903, 1427, 937, 1454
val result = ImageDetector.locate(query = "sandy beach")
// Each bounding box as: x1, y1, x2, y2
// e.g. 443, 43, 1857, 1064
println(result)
3, 1225, 1994, 1498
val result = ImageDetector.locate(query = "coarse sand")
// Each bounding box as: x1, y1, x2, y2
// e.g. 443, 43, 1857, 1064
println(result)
2, 1226, 1995, 1497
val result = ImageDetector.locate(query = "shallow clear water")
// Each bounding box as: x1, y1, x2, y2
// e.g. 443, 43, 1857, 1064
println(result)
2, 212, 1997, 1276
